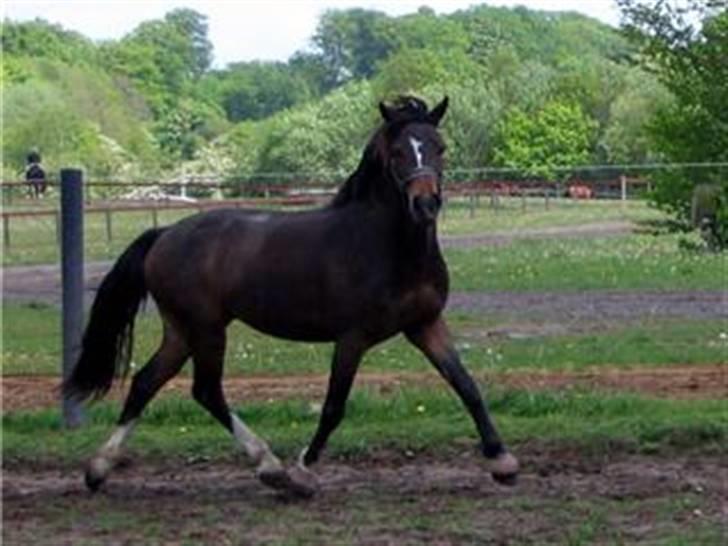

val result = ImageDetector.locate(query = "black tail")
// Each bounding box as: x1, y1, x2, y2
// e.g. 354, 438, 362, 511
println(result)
63, 228, 166, 403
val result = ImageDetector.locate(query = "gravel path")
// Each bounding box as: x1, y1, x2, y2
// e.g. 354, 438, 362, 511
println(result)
3, 262, 725, 322
3, 222, 725, 321
448, 290, 727, 321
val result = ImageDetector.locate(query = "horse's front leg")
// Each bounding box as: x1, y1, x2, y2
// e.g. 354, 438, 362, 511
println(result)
406, 316, 519, 485
289, 334, 368, 496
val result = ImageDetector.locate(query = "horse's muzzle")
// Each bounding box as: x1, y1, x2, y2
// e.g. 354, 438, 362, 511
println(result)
407, 176, 442, 224
410, 193, 441, 224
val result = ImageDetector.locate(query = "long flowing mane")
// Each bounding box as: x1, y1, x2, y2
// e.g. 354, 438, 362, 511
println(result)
331, 96, 432, 208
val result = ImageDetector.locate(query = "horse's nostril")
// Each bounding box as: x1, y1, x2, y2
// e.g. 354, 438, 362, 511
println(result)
412, 195, 440, 221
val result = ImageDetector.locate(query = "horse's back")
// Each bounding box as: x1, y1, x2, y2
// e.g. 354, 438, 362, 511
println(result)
143, 207, 359, 338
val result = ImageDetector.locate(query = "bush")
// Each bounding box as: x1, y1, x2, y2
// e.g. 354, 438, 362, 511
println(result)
691, 184, 727, 250
649, 168, 727, 251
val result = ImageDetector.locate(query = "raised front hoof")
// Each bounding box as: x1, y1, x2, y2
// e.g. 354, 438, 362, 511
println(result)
490, 452, 519, 487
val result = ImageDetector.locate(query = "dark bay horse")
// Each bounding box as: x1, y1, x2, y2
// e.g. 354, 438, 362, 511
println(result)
64, 96, 519, 497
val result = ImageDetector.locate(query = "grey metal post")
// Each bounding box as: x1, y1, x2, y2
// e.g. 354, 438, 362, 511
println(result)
105, 208, 113, 243
60, 168, 85, 427
3, 215, 9, 249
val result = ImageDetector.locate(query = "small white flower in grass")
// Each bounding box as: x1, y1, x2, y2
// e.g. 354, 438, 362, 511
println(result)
719, 332, 727, 341
416, 404, 426, 413
179, 426, 188, 433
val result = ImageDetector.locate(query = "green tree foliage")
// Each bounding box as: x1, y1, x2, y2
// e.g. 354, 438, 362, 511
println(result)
312, 9, 397, 88
199, 62, 313, 122
437, 85, 503, 172
4, 3, 696, 192
602, 69, 672, 164
494, 102, 597, 180
1, 18, 98, 65
372, 47, 481, 99
102, 8, 212, 108
618, 0, 728, 247
225, 81, 376, 187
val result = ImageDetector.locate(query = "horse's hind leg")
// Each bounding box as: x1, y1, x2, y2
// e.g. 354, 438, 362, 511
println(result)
85, 319, 190, 491
188, 327, 289, 490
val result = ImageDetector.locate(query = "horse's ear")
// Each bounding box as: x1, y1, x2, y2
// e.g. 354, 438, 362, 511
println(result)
379, 101, 393, 122
428, 96, 449, 126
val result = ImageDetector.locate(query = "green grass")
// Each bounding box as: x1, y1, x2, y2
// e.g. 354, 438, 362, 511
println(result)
2, 198, 668, 266
446, 232, 726, 291
3, 387, 727, 464
2, 302, 724, 376
439, 196, 665, 235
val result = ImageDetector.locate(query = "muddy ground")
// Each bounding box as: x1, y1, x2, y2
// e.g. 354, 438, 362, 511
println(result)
2, 364, 727, 413
3, 447, 727, 545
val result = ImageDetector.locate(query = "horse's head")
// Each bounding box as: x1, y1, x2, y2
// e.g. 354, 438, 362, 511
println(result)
378, 96, 448, 225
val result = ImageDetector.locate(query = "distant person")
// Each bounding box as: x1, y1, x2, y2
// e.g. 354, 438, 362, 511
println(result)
25, 148, 47, 198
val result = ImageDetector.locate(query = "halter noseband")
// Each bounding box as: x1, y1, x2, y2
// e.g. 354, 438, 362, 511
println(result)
390, 165, 440, 189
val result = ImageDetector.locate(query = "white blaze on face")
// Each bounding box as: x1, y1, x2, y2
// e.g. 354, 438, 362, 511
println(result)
409, 137, 424, 169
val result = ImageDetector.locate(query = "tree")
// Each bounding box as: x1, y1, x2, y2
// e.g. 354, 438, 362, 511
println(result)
1, 19, 98, 65
165, 8, 213, 78
601, 69, 672, 163
312, 9, 397, 87
494, 101, 597, 180
102, 8, 212, 109
372, 47, 481, 100
201, 61, 313, 122
618, 1, 728, 246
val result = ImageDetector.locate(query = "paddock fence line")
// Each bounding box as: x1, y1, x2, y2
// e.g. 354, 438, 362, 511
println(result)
2, 162, 725, 259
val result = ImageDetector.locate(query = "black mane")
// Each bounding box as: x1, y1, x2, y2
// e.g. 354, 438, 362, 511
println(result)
331, 96, 433, 208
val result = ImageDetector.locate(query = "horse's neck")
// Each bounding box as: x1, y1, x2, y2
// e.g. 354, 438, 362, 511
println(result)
402, 221, 441, 262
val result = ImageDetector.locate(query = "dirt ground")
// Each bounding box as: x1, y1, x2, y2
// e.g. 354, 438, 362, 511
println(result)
2, 364, 727, 413
3, 446, 727, 545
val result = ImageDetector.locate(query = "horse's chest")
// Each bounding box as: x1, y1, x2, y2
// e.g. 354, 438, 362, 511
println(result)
396, 283, 447, 324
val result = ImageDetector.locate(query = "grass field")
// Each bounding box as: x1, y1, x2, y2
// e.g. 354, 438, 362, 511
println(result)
3, 386, 726, 464
2, 197, 666, 266
446, 233, 725, 291
3, 197, 726, 545
2, 302, 724, 376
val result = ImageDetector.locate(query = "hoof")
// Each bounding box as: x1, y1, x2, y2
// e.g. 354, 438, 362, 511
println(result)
85, 471, 105, 492
258, 467, 291, 490
490, 451, 519, 486
258, 464, 318, 499
85, 456, 112, 492
286, 463, 319, 499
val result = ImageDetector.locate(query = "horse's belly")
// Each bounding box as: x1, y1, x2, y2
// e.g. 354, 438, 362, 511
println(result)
227, 286, 348, 342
